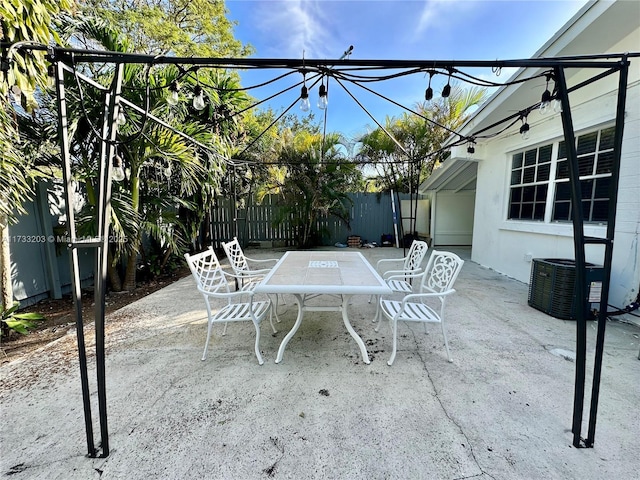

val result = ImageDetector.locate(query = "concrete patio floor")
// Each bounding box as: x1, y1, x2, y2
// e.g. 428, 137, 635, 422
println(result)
1, 246, 638, 479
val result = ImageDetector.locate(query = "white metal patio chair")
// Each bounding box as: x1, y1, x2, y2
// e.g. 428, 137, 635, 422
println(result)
222, 237, 285, 318
184, 247, 276, 365
222, 237, 279, 289
370, 239, 430, 320
378, 239, 430, 292
376, 250, 464, 366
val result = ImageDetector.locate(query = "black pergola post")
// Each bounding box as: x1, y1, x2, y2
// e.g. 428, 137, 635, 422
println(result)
92, 62, 125, 457
586, 57, 629, 447
555, 66, 589, 448
53, 56, 124, 458
555, 58, 630, 448
55, 59, 96, 458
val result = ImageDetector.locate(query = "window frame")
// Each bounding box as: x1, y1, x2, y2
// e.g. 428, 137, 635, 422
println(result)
506, 124, 614, 226
551, 125, 615, 223
507, 142, 554, 222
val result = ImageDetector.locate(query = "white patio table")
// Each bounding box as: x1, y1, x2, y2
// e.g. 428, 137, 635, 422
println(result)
254, 250, 392, 364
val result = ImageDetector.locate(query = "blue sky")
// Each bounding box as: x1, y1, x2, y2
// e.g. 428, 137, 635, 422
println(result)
226, 0, 589, 139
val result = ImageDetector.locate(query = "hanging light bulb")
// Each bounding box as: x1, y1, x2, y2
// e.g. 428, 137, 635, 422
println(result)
425, 71, 434, 101
442, 82, 451, 98
166, 81, 180, 106
553, 99, 563, 113
116, 108, 126, 126
539, 90, 551, 115
192, 85, 206, 111
318, 83, 328, 110
111, 155, 126, 182
300, 85, 310, 112
539, 76, 552, 115
299, 66, 311, 111
163, 162, 172, 178
442, 69, 452, 98
425, 86, 434, 101
519, 117, 531, 141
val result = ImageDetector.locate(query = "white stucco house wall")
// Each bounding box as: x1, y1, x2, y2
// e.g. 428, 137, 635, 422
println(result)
420, 0, 639, 314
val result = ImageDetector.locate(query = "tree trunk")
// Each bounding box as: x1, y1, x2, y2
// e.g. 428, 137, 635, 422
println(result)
123, 172, 140, 291
123, 251, 137, 291
0, 214, 13, 309
107, 249, 122, 292
159, 247, 172, 273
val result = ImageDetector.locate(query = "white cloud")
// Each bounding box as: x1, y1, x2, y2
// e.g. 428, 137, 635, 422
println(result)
414, 0, 478, 40
252, 1, 335, 58
415, 0, 443, 34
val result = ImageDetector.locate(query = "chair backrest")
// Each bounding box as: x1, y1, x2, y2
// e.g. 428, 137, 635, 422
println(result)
404, 240, 429, 272
184, 247, 229, 294
222, 237, 250, 275
419, 250, 464, 294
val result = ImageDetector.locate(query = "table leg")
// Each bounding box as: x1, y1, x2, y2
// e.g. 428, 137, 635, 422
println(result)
275, 293, 305, 363
341, 294, 371, 364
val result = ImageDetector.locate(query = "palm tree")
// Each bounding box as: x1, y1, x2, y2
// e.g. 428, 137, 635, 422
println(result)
257, 130, 362, 248
357, 114, 429, 193
56, 16, 250, 290
415, 83, 487, 166
357, 83, 487, 193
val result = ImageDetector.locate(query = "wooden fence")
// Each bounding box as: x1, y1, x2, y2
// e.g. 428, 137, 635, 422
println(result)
208, 192, 418, 248
10, 186, 420, 306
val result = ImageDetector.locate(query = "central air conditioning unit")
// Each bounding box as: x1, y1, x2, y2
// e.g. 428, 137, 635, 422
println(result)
528, 258, 604, 320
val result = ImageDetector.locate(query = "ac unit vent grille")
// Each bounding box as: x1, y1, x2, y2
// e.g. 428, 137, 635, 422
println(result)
528, 258, 603, 320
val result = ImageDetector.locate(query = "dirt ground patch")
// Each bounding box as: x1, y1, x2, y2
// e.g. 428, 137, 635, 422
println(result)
0, 267, 190, 365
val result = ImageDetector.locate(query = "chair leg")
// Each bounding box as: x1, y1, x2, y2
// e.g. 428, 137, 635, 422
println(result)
222, 322, 228, 336
374, 298, 383, 331
440, 321, 453, 363
201, 319, 213, 361
253, 320, 264, 365
387, 319, 398, 366
202, 298, 215, 361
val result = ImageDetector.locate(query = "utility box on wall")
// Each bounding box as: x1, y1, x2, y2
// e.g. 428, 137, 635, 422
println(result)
528, 258, 604, 320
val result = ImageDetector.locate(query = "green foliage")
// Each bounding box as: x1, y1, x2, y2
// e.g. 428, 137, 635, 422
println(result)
1, 301, 45, 336
143, 238, 183, 278
0, 107, 37, 222
256, 128, 362, 248
1, 0, 76, 111
0, 0, 76, 222
51, 15, 250, 290
80, 0, 252, 58
358, 83, 487, 193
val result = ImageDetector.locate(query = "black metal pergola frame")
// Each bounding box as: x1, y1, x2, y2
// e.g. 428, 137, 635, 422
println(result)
5, 42, 634, 457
